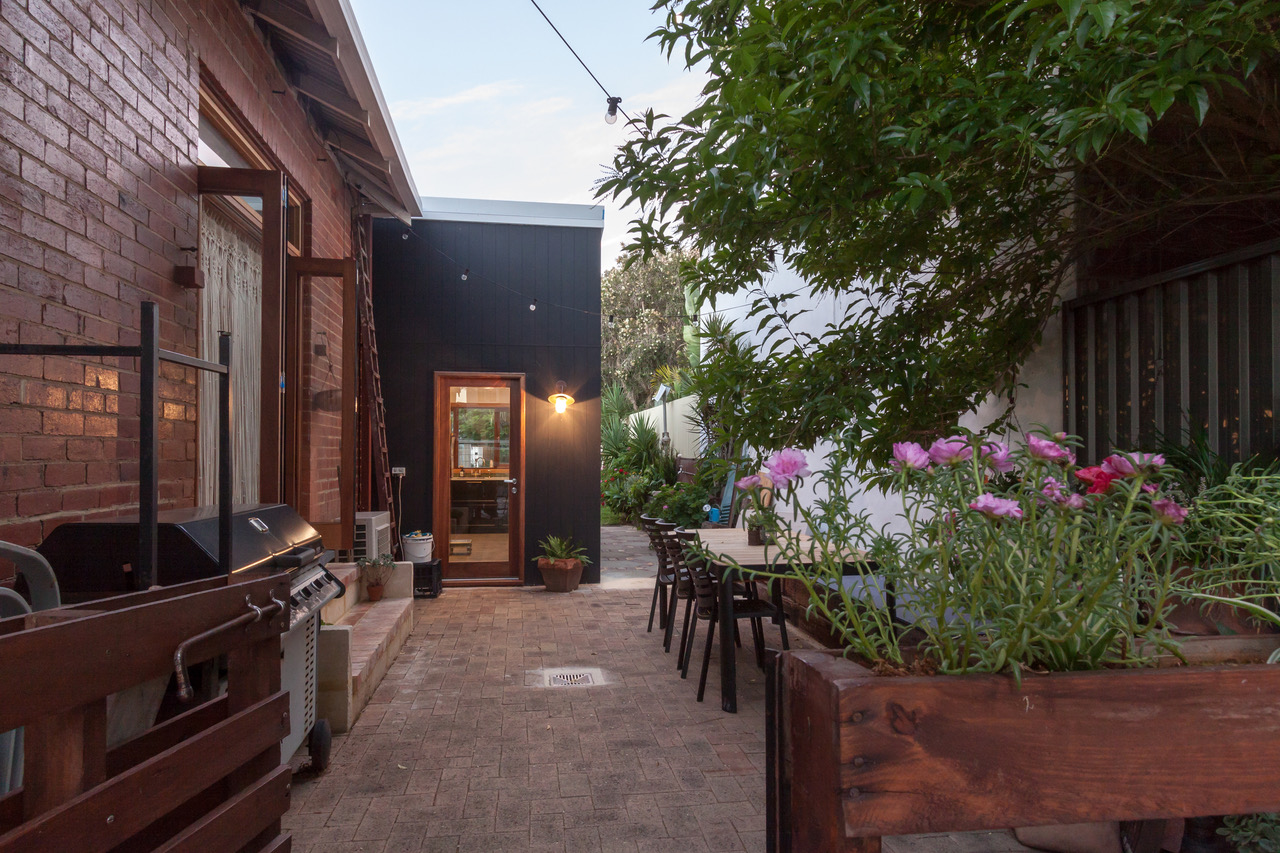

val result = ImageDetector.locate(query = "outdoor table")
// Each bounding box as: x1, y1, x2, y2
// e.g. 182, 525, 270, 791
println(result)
697, 528, 866, 713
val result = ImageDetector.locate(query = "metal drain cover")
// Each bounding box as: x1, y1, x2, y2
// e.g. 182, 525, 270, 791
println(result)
549, 672, 594, 686
535, 666, 606, 687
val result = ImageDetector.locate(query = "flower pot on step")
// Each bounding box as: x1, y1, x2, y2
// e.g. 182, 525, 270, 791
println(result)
366, 583, 384, 602
539, 557, 583, 592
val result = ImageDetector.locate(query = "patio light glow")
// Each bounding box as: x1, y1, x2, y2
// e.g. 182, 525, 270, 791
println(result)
550, 381, 574, 413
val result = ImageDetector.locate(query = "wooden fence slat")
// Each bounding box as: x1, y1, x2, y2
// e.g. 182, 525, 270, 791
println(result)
104, 695, 229, 778
21, 699, 106, 820
0, 692, 289, 853
151, 766, 291, 853
0, 574, 289, 732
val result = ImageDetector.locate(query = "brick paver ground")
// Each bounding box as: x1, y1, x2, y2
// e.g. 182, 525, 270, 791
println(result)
286, 526, 1032, 853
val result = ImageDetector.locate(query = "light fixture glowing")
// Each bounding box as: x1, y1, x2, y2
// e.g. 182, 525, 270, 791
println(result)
605, 96, 622, 125
530, 299, 538, 311
550, 381, 574, 413
461, 268, 469, 281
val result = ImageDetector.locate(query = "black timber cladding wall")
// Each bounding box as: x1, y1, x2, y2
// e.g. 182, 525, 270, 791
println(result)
371, 217, 602, 584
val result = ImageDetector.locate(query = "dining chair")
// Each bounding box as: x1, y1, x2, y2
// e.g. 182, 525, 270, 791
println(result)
653, 520, 691, 653
640, 515, 675, 634
673, 528, 789, 702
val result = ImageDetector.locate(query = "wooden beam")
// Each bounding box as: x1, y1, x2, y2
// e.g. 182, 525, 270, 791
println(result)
324, 130, 388, 171
246, 0, 338, 55
152, 767, 291, 853
294, 73, 367, 125
332, 151, 412, 225
0, 574, 289, 733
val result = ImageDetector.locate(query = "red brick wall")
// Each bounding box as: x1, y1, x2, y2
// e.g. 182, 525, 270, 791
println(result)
0, 0, 355, 572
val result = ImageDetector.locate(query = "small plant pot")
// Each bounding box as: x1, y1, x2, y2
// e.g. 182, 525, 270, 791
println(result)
366, 583, 385, 602
538, 557, 583, 592
747, 527, 766, 546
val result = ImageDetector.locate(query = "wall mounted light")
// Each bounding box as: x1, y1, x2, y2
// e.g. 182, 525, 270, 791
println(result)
550, 381, 574, 414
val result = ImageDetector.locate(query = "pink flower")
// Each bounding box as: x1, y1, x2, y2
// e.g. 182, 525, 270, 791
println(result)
1063, 494, 1086, 510
891, 442, 930, 470
1027, 435, 1073, 463
735, 474, 761, 490
764, 448, 810, 489
969, 493, 1024, 519
1152, 498, 1188, 526
928, 436, 972, 466
981, 441, 1015, 474
1102, 452, 1165, 477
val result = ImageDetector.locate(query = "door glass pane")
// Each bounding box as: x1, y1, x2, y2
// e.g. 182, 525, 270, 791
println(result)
448, 384, 511, 565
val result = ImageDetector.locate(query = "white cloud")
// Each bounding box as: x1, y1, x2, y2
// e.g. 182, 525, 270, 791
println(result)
404, 69, 709, 270
391, 81, 523, 122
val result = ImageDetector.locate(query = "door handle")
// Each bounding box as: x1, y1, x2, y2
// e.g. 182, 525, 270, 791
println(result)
503, 478, 517, 494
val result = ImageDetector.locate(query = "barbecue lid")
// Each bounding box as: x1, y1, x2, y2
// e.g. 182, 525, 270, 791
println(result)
39, 504, 323, 594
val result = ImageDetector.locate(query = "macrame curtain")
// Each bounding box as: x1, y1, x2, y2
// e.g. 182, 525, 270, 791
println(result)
197, 201, 262, 505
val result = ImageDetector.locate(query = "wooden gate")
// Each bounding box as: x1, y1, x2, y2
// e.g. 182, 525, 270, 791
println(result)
0, 573, 293, 852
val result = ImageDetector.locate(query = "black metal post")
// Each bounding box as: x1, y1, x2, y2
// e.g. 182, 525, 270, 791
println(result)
218, 332, 233, 578
137, 301, 159, 590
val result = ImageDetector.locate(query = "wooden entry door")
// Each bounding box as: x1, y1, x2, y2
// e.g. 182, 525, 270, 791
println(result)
434, 373, 525, 583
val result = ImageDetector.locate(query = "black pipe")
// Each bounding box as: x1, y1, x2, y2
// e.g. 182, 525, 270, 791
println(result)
218, 332, 233, 578
138, 302, 159, 590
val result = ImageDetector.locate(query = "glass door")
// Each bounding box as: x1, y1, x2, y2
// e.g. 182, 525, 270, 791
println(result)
434, 374, 524, 582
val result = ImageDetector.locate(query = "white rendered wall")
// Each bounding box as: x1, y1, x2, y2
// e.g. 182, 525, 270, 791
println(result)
708, 263, 1073, 533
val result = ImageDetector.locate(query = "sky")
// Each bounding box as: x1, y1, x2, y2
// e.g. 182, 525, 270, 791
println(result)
346, 0, 707, 270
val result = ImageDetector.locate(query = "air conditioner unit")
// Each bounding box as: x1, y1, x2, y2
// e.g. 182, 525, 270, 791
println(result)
351, 511, 392, 561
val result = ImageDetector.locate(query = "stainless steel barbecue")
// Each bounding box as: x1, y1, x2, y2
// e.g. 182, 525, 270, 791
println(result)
39, 503, 345, 767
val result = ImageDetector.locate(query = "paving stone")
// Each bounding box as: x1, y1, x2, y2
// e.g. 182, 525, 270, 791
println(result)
287, 525, 1034, 853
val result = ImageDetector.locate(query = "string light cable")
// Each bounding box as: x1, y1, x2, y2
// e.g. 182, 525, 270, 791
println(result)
527, 0, 636, 126
396, 224, 756, 324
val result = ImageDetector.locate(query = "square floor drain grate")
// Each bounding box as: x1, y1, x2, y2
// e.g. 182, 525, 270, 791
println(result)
549, 672, 594, 686
536, 666, 606, 687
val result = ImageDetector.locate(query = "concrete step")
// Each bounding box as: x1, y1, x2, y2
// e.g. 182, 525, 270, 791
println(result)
316, 562, 414, 734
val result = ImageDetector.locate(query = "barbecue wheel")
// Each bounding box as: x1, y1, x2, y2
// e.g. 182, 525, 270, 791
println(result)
308, 718, 332, 774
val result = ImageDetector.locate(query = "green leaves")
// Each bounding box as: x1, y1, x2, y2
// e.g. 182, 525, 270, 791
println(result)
600, 0, 1280, 465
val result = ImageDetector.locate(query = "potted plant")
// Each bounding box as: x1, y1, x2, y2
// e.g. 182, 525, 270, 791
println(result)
356, 553, 396, 602
644, 481, 712, 529
719, 433, 1280, 851
535, 535, 591, 592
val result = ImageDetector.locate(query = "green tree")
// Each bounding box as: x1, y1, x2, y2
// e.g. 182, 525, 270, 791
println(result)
601, 250, 693, 409
599, 0, 1280, 468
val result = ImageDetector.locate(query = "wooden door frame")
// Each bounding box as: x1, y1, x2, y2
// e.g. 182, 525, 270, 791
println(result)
284, 256, 357, 550
433, 372, 526, 586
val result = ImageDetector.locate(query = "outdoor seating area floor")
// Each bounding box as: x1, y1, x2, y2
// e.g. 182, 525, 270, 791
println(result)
286, 525, 1036, 852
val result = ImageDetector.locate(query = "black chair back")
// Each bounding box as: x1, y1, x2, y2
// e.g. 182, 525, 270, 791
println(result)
674, 528, 717, 612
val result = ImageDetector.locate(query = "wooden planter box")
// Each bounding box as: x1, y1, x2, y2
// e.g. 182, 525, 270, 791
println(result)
767, 639, 1280, 853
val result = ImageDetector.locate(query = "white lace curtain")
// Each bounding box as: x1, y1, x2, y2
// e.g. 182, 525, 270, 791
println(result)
197, 201, 262, 505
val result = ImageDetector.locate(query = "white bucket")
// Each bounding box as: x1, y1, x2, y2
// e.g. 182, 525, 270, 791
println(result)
402, 532, 433, 562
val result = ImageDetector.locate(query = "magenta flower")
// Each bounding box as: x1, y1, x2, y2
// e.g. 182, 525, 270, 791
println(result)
735, 474, 761, 490
928, 436, 972, 466
1152, 498, 1188, 526
1041, 476, 1067, 502
969, 493, 1024, 519
891, 441, 930, 470
764, 448, 811, 489
981, 441, 1015, 474
1063, 494, 1086, 510
1102, 452, 1166, 477
1027, 435, 1073, 463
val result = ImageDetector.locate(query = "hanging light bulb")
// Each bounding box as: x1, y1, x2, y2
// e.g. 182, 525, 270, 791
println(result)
529, 298, 538, 311
605, 96, 622, 125
461, 268, 469, 281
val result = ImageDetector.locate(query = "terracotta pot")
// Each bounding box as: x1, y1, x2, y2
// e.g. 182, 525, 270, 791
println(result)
538, 557, 583, 592
366, 583, 384, 602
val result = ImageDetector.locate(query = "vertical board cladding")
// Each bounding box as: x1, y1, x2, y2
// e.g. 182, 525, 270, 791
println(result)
371, 217, 603, 584
0, 0, 353, 566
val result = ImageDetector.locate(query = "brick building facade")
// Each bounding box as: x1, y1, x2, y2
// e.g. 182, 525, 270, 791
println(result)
0, 0, 418, 578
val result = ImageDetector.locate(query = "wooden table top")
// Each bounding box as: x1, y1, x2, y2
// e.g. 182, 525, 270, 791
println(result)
695, 527, 865, 570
